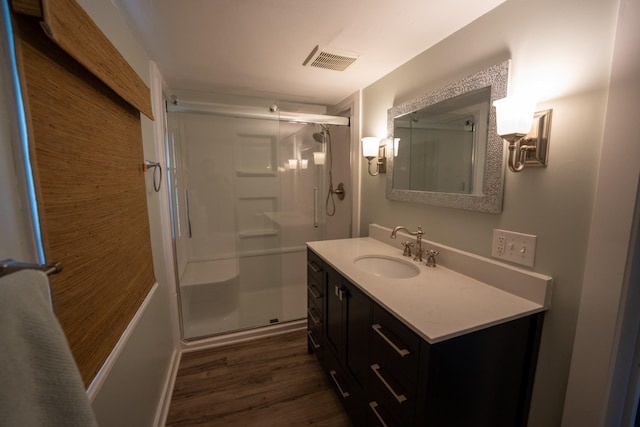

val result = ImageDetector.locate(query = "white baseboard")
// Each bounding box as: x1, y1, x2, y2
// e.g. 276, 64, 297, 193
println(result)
154, 347, 181, 427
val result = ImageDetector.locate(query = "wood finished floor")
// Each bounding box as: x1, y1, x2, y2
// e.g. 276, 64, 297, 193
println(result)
165, 330, 352, 426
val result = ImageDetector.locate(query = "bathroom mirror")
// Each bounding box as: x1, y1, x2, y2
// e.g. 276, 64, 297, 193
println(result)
387, 61, 508, 213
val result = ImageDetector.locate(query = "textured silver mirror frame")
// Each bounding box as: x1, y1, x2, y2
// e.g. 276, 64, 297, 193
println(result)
386, 60, 509, 213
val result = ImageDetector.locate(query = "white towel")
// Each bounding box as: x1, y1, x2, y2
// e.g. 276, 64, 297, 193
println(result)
0, 269, 97, 426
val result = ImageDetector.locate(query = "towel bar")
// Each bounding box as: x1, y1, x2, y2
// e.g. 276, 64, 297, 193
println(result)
0, 259, 63, 278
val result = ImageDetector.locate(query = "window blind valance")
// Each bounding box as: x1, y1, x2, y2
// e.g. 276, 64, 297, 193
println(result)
12, 0, 154, 120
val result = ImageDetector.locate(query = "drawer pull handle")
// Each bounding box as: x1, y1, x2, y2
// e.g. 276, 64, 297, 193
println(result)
369, 401, 388, 427
329, 370, 350, 398
371, 364, 407, 403
308, 284, 322, 299
308, 308, 322, 325
308, 261, 322, 273
307, 330, 320, 349
372, 324, 410, 357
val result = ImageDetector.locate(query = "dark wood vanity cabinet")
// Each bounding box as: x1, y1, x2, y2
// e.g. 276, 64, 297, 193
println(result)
307, 249, 543, 427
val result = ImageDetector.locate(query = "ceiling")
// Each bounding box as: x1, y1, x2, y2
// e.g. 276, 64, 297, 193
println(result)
113, 0, 506, 106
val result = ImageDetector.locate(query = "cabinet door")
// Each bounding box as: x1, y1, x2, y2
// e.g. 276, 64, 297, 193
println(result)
325, 265, 345, 360
345, 280, 371, 388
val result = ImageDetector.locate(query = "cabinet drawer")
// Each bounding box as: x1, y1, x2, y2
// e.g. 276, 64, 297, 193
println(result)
307, 315, 323, 358
307, 302, 323, 327
368, 362, 416, 426
307, 290, 323, 319
307, 249, 325, 286
367, 400, 403, 427
371, 304, 420, 382
307, 280, 324, 304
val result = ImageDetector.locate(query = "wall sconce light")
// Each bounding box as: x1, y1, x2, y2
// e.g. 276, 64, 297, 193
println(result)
393, 138, 400, 157
288, 159, 298, 169
493, 96, 553, 172
300, 159, 308, 169
362, 137, 386, 176
313, 151, 325, 165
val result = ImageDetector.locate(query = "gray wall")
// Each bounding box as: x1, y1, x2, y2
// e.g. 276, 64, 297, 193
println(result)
563, 0, 640, 424
74, 1, 177, 425
361, 0, 622, 425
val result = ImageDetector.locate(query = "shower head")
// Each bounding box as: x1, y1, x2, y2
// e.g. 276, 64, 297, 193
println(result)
313, 125, 329, 143
313, 132, 326, 143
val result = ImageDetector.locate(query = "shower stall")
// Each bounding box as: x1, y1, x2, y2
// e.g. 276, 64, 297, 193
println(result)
165, 97, 351, 340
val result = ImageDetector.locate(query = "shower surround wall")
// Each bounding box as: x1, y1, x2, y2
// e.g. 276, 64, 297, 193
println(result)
167, 106, 350, 339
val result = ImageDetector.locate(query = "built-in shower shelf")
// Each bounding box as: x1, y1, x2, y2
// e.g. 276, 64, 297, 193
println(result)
237, 229, 279, 239
263, 211, 313, 227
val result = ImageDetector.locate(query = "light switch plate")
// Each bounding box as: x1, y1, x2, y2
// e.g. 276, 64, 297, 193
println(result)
491, 229, 537, 267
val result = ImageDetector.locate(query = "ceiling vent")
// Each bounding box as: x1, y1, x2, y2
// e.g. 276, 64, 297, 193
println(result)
303, 45, 358, 72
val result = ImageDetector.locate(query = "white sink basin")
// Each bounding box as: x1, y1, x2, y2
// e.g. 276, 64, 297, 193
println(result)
354, 255, 420, 279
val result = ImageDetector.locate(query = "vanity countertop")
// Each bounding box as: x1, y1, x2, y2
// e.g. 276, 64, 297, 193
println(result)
307, 229, 552, 344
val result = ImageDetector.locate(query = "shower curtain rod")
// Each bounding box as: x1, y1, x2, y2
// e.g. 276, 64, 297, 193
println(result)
166, 99, 350, 126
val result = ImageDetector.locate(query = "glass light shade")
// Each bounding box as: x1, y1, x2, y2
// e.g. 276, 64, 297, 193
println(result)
493, 96, 536, 136
393, 138, 400, 157
313, 152, 325, 165
288, 159, 298, 169
300, 159, 308, 169
362, 137, 380, 158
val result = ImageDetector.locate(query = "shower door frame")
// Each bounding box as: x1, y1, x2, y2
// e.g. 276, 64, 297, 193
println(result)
165, 99, 350, 341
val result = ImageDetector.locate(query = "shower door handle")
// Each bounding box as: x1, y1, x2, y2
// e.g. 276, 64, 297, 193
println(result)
185, 189, 192, 238
313, 186, 319, 228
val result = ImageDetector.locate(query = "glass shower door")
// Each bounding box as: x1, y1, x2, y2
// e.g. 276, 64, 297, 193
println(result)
166, 109, 328, 339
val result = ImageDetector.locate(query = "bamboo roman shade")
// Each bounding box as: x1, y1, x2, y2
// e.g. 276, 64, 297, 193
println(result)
11, 1, 156, 386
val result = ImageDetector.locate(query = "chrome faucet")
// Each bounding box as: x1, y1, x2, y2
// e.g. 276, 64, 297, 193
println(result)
391, 225, 425, 262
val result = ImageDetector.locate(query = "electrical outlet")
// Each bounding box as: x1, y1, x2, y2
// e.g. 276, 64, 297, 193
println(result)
491, 229, 537, 267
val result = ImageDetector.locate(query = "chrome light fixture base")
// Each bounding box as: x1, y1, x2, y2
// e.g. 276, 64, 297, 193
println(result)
503, 109, 552, 172
365, 145, 387, 176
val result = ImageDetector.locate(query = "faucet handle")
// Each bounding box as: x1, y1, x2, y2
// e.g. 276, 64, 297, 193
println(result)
401, 241, 414, 257
425, 250, 439, 268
